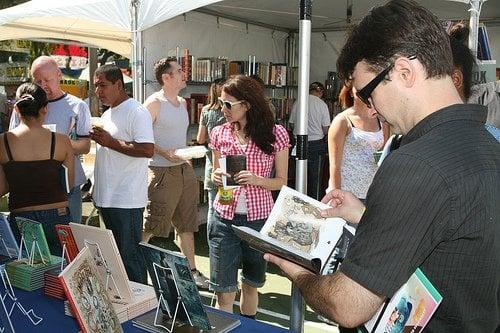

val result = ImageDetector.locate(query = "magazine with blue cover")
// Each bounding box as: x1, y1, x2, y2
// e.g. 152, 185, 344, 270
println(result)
362, 268, 443, 333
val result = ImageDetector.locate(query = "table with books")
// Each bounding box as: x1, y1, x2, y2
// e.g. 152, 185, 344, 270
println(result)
10, 288, 290, 333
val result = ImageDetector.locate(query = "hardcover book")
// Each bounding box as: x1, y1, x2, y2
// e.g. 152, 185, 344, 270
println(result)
15, 217, 57, 265
59, 247, 123, 333
54, 224, 79, 263
232, 185, 348, 274
70, 223, 133, 303
362, 268, 443, 333
219, 155, 246, 187
139, 242, 212, 331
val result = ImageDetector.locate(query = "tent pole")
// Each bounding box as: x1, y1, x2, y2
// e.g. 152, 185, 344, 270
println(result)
291, 0, 312, 331
131, 0, 144, 102
467, 0, 486, 58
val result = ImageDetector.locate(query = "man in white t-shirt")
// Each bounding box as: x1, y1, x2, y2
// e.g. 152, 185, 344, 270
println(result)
10, 56, 91, 223
90, 64, 154, 284
289, 82, 331, 199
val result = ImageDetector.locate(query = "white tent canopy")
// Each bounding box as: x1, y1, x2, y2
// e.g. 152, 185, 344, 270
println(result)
0, 0, 222, 57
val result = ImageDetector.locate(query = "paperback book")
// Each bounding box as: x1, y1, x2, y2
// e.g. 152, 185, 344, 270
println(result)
59, 247, 123, 333
361, 268, 443, 333
232, 186, 347, 274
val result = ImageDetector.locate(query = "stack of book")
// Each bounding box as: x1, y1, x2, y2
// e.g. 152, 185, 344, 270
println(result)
44, 267, 66, 299
64, 281, 158, 323
5, 256, 63, 291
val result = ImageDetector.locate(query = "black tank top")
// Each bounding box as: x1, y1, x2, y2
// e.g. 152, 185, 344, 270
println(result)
2, 132, 68, 210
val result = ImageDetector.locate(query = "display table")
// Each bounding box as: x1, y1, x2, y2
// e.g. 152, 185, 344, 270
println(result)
7, 289, 289, 333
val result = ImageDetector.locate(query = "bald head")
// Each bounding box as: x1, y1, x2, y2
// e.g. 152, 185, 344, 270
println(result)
31, 55, 63, 100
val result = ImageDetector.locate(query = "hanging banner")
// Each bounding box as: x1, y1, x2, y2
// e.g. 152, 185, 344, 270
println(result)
51, 44, 88, 70
0, 40, 31, 54
0, 62, 30, 84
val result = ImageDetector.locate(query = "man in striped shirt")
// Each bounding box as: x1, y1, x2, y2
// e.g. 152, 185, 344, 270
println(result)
265, 1, 500, 332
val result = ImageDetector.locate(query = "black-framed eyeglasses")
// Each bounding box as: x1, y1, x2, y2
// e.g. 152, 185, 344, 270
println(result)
218, 98, 244, 110
356, 55, 417, 108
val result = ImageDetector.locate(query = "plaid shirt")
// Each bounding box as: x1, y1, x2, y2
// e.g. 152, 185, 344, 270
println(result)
209, 123, 290, 221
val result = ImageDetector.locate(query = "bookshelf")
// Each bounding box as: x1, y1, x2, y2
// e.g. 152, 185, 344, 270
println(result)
179, 49, 297, 128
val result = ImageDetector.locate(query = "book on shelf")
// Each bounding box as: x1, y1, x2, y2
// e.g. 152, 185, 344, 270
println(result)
232, 185, 349, 274
361, 268, 443, 333
59, 246, 123, 333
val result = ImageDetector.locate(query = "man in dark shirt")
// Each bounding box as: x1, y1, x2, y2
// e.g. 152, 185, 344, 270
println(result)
265, 1, 500, 332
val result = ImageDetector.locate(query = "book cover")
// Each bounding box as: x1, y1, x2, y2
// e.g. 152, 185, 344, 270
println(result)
60, 164, 70, 194
139, 242, 211, 331
15, 217, 54, 264
59, 247, 123, 333
0, 213, 19, 263
232, 186, 347, 274
55, 224, 79, 263
224, 155, 246, 187
70, 223, 133, 303
363, 268, 443, 333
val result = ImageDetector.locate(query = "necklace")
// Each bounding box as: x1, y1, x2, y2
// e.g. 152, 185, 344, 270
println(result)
234, 128, 249, 145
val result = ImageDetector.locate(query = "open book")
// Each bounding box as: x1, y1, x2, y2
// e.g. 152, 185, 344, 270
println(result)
362, 268, 443, 333
232, 186, 348, 274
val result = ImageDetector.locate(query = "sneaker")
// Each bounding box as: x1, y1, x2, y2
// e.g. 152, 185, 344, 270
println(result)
191, 269, 210, 290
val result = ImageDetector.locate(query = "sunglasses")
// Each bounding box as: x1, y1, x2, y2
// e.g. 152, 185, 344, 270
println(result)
218, 98, 244, 110
356, 55, 417, 108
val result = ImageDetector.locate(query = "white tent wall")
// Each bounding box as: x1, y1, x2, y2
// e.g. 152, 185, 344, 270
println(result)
143, 11, 288, 96
487, 26, 500, 61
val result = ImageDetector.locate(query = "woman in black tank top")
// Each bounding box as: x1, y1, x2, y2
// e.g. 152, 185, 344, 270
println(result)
0, 83, 74, 255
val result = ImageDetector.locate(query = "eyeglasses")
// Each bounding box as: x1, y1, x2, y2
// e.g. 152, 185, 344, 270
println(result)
218, 98, 244, 110
356, 55, 417, 108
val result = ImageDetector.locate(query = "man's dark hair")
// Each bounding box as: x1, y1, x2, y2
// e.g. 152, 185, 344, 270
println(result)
337, 0, 453, 81
449, 23, 476, 99
94, 64, 125, 88
309, 82, 325, 94
154, 57, 177, 86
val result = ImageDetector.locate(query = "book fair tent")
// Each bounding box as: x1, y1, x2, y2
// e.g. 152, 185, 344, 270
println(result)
0, 0, 499, 331
0, 0, 224, 101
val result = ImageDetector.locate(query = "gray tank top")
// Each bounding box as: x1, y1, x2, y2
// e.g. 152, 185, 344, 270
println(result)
149, 92, 188, 167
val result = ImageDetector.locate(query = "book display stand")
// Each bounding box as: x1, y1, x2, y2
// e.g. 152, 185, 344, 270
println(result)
18, 235, 47, 266
83, 239, 123, 301
151, 262, 192, 333
0, 265, 42, 328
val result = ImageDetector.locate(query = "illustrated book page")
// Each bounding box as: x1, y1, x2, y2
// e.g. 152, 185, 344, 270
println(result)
233, 185, 346, 274
363, 268, 443, 333
59, 246, 123, 333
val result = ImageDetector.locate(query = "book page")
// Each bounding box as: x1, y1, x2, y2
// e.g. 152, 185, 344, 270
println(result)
260, 186, 346, 269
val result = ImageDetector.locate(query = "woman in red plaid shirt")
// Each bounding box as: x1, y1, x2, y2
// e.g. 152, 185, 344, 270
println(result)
209, 75, 290, 318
